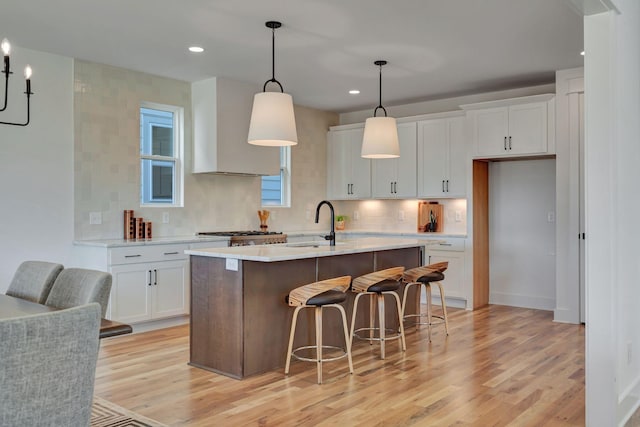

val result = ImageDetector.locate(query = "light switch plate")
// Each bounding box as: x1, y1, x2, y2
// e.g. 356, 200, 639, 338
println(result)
89, 212, 102, 225
162, 212, 170, 223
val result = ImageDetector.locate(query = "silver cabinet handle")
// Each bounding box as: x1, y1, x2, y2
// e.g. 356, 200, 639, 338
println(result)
509, 136, 512, 150
125, 254, 142, 258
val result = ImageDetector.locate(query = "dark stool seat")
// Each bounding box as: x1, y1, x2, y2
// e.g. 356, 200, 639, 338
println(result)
350, 267, 406, 360
284, 276, 353, 384
368, 279, 401, 293
402, 262, 449, 341
307, 290, 347, 306
416, 271, 445, 283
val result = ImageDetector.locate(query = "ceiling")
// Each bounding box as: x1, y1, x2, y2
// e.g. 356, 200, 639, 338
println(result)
1, 0, 584, 113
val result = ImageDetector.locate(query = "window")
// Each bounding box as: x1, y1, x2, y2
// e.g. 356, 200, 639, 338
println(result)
261, 146, 291, 207
140, 103, 183, 206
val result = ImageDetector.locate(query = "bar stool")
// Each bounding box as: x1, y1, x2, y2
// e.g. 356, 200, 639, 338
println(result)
401, 261, 449, 341
284, 276, 353, 384
350, 267, 406, 359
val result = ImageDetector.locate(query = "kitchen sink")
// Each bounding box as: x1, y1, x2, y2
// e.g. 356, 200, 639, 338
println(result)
286, 241, 345, 248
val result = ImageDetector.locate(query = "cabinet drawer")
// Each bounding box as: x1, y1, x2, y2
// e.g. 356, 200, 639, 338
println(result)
427, 238, 465, 252
109, 244, 189, 265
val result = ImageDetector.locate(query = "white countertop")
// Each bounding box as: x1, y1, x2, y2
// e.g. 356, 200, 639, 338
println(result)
185, 237, 441, 262
72, 230, 465, 248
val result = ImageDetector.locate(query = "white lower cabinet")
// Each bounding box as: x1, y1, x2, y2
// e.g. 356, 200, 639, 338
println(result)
424, 238, 466, 303
110, 259, 188, 323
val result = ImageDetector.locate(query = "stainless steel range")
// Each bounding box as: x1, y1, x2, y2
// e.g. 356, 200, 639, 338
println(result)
197, 231, 287, 246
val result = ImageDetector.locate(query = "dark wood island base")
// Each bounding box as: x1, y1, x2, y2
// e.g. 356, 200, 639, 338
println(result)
189, 246, 421, 379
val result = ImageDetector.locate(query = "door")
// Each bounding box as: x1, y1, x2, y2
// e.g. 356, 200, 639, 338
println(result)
475, 107, 509, 156
326, 130, 351, 199
348, 128, 370, 199
427, 250, 465, 300
446, 117, 467, 197
508, 102, 548, 155
110, 264, 153, 323
578, 93, 585, 323
152, 260, 189, 319
418, 119, 448, 197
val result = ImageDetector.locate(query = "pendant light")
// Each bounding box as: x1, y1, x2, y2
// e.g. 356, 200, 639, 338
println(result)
361, 60, 399, 158
248, 21, 298, 146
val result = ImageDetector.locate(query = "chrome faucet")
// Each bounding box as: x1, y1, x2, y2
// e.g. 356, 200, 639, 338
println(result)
315, 200, 336, 246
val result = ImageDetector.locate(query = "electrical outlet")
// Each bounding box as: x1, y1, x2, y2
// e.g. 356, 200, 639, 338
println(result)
547, 212, 555, 223
162, 212, 170, 223
353, 211, 360, 221
455, 210, 462, 222
89, 212, 102, 225
398, 210, 405, 221
305, 209, 311, 220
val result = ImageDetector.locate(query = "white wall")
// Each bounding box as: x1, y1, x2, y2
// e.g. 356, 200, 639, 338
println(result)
0, 48, 74, 292
488, 159, 556, 310
583, 0, 640, 424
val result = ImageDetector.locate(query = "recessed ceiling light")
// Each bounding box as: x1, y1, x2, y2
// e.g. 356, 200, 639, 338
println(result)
580, 51, 585, 56
189, 46, 204, 53
349, 89, 360, 95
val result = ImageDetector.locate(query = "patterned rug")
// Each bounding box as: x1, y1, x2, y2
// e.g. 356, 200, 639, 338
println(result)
91, 396, 167, 427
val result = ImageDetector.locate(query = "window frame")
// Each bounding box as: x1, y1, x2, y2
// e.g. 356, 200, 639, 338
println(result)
261, 146, 291, 208
139, 102, 184, 207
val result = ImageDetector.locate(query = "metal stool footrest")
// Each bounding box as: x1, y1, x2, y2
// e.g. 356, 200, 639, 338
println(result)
403, 313, 446, 326
292, 345, 349, 363
353, 327, 403, 342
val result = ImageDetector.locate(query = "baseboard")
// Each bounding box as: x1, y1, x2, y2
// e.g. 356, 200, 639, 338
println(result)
618, 374, 640, 427
130, 315, 189, 334
489, 292, 555, 311
420, 293, 467, 309
553, 307, 581, 324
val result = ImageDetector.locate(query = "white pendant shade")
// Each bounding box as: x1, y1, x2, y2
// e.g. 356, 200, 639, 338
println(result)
248, 92, 298, 146
361, 116, 400, 158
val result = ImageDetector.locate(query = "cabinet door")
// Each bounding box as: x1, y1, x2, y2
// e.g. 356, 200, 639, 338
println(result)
446, 117, 467, 197
394, 122, 417, 198
474, 107, 509, 157
326, 130, 350, 199
418, 119, 448, 197
508, 102, 548, 155
427, 250, 465, 300
371, 122, 416, 199
110, 264, 153, 323
348, 128, 371, 199
152, 260, 188, 319
327, 128, 368, 199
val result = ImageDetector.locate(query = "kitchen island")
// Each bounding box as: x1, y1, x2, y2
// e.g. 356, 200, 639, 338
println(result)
185, 237, 431, 379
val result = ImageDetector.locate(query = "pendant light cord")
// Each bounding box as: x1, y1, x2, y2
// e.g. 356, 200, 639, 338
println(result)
263, 21, 284, 93
373, 60, 388, 117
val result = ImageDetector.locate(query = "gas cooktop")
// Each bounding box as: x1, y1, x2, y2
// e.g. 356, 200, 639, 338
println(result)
197, 231, 283, 237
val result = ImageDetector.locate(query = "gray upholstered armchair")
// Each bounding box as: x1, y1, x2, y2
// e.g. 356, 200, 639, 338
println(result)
45, 268, 112, 318
6, 260, 64, 304
0, 303, 101, 426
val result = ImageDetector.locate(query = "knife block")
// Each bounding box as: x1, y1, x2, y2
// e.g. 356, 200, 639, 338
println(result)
418, 202, 443, 233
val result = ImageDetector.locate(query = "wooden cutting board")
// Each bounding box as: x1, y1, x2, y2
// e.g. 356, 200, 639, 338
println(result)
418, 202, 443, 233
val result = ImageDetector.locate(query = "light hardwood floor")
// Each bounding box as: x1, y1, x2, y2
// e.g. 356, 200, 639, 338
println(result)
94, 305, 585, 426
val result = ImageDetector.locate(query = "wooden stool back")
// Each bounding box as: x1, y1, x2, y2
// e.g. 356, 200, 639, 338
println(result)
402, 261, 448, 283
287, 276, 351, 306
352, 266, 404, 293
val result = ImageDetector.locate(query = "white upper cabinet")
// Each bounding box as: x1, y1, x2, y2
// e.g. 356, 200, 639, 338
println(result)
417, 115, 467, 198
192, 77, 280, 175
327, 127, 371, 200
372, 122, 417, 199
462, 94, 555, 158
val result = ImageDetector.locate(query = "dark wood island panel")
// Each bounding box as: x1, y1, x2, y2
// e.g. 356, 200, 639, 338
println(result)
189, 246, 422, 379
